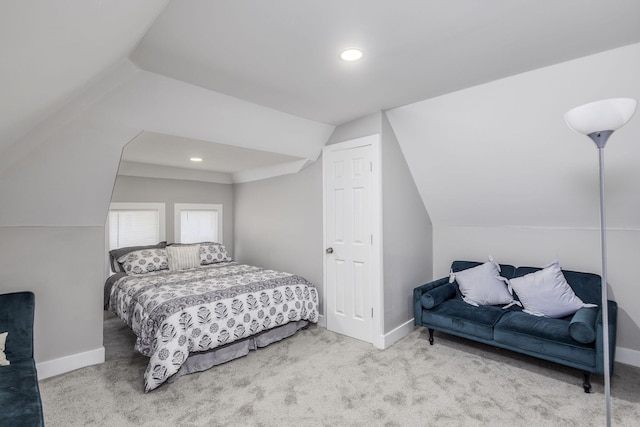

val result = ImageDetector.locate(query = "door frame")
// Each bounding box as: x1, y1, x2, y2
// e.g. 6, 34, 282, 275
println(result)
322, 134, 384, 348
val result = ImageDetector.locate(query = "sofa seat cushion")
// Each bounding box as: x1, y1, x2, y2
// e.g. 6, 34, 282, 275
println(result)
0, 359, 45, 426
421, 298, 506, 341
494, 311, 595, 368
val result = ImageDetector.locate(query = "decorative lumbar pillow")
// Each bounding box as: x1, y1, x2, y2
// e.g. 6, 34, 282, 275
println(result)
449, 257, 520, 308
569, 307, 598, 343
200, 243, 232, 265
0, 332, 9, 366
509, 261, 597, 318
167, 245, 201, 271
118, 249, 169, 275
421, 284, 456, 309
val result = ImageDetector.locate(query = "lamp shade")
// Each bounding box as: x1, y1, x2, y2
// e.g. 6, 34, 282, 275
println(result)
565, 98, 637, 135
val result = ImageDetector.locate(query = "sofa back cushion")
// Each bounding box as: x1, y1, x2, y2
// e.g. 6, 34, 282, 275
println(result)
451, 261, 516, 279
560, 270, 601, 305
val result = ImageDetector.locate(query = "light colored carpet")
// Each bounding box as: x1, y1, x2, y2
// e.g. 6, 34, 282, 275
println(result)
40, 313, 640, 426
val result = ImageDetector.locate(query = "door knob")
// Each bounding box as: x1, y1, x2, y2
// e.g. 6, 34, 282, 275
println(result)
326, 247, 334, 254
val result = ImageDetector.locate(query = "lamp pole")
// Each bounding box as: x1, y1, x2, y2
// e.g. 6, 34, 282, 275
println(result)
592, 134, 611, 427
565, 98, 637, 427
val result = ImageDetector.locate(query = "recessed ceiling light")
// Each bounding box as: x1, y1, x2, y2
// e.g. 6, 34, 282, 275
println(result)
190, 157, 203, 162
340, 48, 364, 62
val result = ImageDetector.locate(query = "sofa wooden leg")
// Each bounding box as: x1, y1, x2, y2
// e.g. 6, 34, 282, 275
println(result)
428, 328, 434, 345
582, 371, 592, 393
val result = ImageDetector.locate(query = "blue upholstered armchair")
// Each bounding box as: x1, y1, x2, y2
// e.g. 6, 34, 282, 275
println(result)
0, 291, 45, 426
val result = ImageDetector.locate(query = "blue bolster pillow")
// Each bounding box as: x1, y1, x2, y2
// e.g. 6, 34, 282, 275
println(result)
421, 284, 456, 309
569, 306, 598, 343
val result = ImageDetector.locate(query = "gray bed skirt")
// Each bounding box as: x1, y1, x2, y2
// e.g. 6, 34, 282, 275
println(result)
167, 320, 310, 383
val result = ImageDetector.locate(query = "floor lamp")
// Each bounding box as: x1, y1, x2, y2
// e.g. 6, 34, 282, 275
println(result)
564, 97, 637, 427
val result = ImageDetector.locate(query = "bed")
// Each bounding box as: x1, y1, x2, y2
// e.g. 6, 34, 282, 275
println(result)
105, 242, 319, 392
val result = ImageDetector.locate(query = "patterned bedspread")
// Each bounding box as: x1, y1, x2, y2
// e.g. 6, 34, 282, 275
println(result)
108, 262, 319, 392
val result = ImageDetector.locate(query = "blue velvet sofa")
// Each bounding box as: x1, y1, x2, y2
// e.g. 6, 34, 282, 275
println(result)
413, 261, 617, 392
0, 291, 45, 426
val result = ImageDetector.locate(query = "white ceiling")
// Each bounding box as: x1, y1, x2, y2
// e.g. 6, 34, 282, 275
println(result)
121, 131, 304, 174
126, 0, 640, 176
1, 0, 639, 224
3, 1, 640, 173
132, 0, 640, 125
0, 0, 168, 155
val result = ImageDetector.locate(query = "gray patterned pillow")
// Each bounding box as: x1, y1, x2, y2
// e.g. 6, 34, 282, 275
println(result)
109, 241, 167, 273
118, 249, 169, 275
199, 243, 232, 265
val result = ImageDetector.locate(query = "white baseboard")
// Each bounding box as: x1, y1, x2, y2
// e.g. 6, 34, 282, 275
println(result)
615, 346, 640, 368
36, 347, 105, 380
318, 315, 414, 350
379, 318, 415, 349
317, 314, 326, 328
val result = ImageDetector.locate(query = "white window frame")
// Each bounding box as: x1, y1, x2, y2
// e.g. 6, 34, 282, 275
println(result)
105, 202, 166, 276
174, 203, 223, 244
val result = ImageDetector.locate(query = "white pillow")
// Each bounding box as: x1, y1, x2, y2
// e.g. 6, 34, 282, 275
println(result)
0, 332, 9, 366
167, 245, 201, 271
509, 261, 596, 318
449, 258, 519, 308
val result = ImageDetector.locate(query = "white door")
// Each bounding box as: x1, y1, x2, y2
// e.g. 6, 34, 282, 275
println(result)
323, 136, 380, 344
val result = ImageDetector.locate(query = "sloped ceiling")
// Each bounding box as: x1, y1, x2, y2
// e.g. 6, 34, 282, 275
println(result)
121, 132, 304, 175
131, 0, 640, 125
386, 43, 640, 229
0, 63, 332, 225
1, 1, 640, 227
0, 0, 168, 154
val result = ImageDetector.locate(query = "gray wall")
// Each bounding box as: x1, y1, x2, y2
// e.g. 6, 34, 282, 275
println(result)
0, 226, 104, 363
326, 112, 381, 145
233, 109, 382, 318
388, 43, 640, 358
380, 112, 433, 333
111, 175, 234, 254
233, 161, 324, 304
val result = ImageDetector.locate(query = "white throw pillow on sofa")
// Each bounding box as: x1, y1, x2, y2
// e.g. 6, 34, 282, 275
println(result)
449, 258, 519, 308
0, 332, 9, 366
509, 261, 596, 318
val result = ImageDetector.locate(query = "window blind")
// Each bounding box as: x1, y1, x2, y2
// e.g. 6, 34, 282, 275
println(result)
108, 210, 160, 250
179, 210, 218, 243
